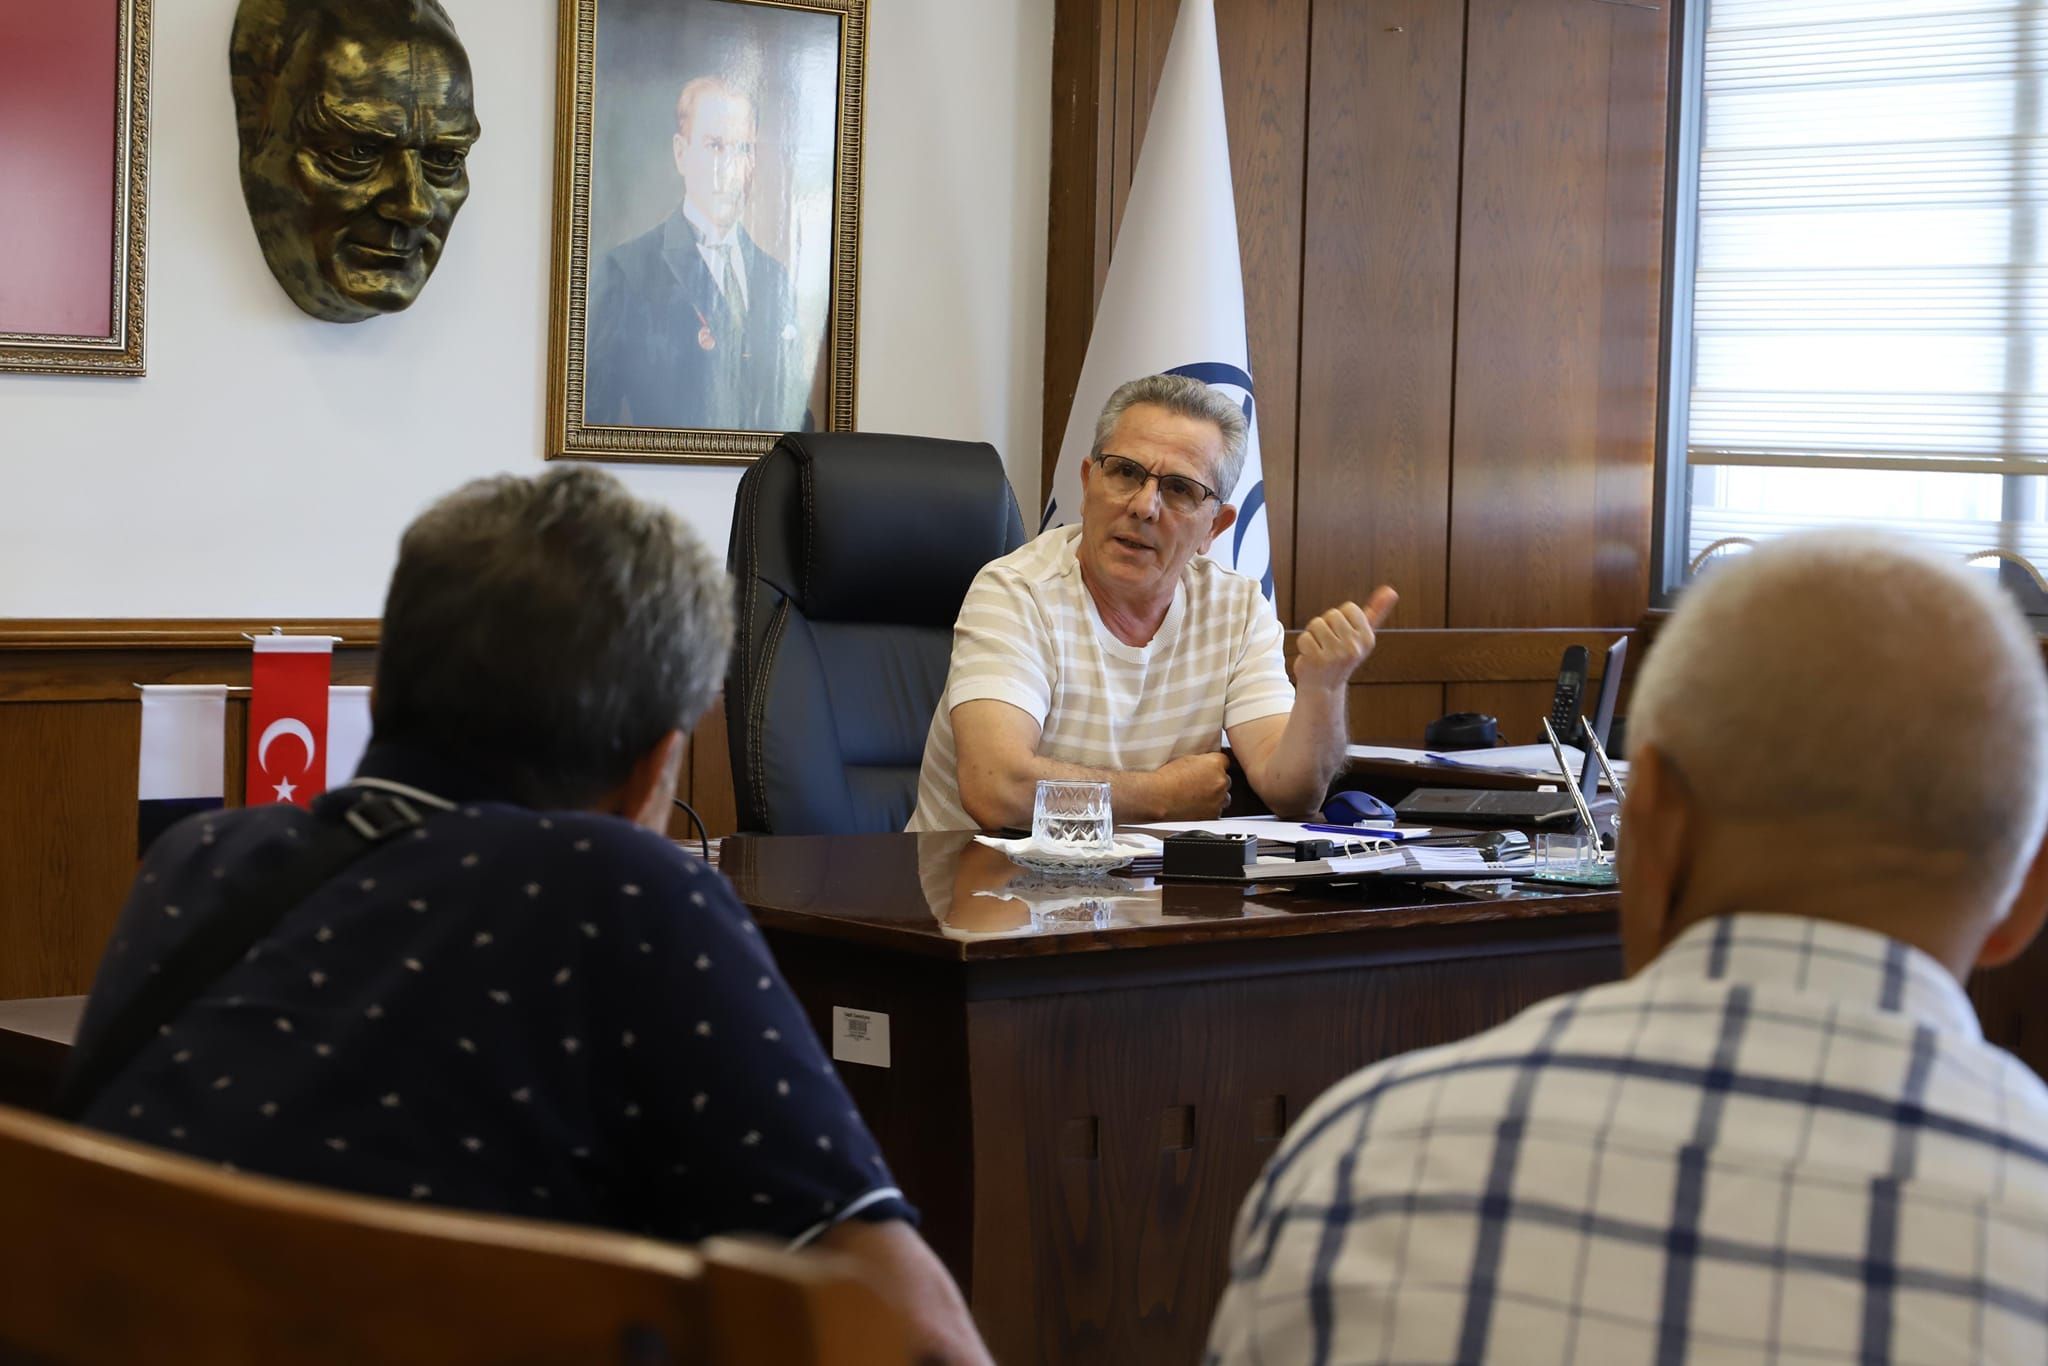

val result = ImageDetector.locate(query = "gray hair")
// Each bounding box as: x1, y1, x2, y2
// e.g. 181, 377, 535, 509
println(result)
1091, 374, 1251, 502
1630, 529, 2048, 903
372, 466, 733, 809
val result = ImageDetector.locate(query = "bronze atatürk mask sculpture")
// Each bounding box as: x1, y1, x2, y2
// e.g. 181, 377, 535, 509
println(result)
230, 0, 480, 323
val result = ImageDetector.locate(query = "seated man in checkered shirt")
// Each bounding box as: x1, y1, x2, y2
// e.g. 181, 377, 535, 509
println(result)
1209, 530, 2048, 1364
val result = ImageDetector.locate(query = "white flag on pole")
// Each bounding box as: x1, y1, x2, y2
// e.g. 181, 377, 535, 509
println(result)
1040, 0, 1271, 597
137, 684, 227, 854
326, 685, 373, 790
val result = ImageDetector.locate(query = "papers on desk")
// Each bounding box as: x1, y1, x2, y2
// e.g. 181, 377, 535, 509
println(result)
1244, 841, 1530, 882
1435, 743, 1588, 772
1345, 743, 1629, 787
1329, 846, 1497, 875
1129, 816, 1443, 843
1143, 827, 1533, 882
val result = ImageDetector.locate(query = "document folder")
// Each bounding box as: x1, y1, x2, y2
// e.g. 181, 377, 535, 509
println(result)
1156, 831, 1532, 884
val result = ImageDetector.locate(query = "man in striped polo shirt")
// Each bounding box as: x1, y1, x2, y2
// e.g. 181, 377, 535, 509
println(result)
908, 373, 1398, 832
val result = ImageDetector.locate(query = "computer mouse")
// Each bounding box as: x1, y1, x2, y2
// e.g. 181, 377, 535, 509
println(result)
1322, 790, 1398, 825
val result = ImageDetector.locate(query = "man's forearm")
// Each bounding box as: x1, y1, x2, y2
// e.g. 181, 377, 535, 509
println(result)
1245, 685, 1349, 818
814, 1219, 992, 1365
958, 752, 1165, 829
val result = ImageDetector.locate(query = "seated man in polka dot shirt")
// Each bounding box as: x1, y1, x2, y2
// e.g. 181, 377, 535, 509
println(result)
69, 467, 990, 1364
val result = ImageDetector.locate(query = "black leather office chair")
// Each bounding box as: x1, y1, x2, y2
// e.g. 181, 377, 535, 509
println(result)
725, 432, 1027, 834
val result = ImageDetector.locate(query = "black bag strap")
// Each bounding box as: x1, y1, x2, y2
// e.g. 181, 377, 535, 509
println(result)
59, 789, 430, 1119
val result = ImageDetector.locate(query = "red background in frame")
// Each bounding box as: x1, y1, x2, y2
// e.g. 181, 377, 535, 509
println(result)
0, 0, 118, 339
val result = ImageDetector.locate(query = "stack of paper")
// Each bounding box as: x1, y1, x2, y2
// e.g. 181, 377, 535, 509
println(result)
1329, 846, 1501, 875
1129, 816, 1441, 843
1344, 743, 1629, 786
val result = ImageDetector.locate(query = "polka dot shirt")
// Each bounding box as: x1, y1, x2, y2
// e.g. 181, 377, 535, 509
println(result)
73, 744, 914, 1246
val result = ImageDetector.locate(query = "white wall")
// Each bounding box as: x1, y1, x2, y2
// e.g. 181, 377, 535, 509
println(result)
0, 0, 1051, 617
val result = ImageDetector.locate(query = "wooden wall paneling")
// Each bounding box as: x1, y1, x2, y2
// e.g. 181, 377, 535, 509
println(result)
0, 702, 137, 1000
1446, 0, 1669, 628
1347, 682, 1445, 747
1445, 682, 1567, 746
226, 697, 249, 805
689, 695, 738, 840
1444, 637, 1629, 745
0, 649, 375, 704
0, 651, 257, 704
1044, 0, 1120, 487
0, 622, 381, 651
1217, 0, 1310, 624
1294, 0, 1465, 630
1450, 0, 1603, 627
1286, 626, 1626, 685
1310, 626, 1631, 751
1595, 0, 1671, 628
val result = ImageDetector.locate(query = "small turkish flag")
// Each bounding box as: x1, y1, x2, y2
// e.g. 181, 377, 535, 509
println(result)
246, 636, 337, 809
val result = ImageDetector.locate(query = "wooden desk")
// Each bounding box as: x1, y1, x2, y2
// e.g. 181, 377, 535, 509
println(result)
721, 832, 1624, 1366
12, 837, 2046, 1364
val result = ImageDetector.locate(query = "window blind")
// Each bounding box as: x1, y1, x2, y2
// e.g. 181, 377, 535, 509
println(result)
1676, 0, 2048, 584
1690, 0, 2047, 475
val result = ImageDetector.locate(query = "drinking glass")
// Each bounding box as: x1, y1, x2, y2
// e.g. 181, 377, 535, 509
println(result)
1031, 895, 1116, 931
1031, 779, 1114, 851
1532, 827, 1597, 874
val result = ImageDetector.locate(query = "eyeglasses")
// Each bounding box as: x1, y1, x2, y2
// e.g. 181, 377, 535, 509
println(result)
1093, 453, 1222, 516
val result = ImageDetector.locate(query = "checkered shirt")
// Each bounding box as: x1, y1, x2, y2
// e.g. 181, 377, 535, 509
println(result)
1207, 913, 2048, 1364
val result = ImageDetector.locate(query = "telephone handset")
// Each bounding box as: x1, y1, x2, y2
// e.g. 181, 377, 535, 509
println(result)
1547, 646, 1590, 746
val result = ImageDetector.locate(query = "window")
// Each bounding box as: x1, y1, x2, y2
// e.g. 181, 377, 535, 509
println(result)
1661, 0, 2048, 610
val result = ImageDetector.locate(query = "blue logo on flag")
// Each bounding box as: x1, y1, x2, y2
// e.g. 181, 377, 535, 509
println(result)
1165, 363, 1273, 600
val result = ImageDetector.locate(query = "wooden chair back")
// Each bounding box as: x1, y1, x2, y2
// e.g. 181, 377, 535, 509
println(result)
0, 1104, 908, 1365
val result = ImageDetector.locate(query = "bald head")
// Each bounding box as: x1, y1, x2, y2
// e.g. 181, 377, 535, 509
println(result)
1633, 532, 2048, 878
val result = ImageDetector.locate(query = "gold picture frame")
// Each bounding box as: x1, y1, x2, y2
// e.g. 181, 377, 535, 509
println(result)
0, 0, 151, 377
547, 0, 865, 465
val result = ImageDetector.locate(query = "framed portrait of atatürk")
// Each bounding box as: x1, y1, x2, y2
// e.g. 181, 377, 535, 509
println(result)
0, 0, 150, 377
547, 0, 865, 464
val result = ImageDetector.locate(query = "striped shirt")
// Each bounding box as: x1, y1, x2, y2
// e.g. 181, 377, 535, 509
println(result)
907, 524, 1293, 831
1208, 913, 2048, 1365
